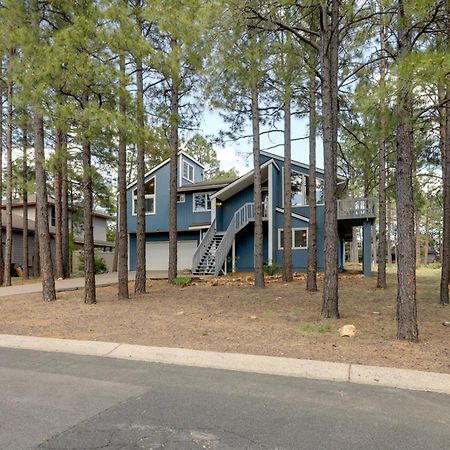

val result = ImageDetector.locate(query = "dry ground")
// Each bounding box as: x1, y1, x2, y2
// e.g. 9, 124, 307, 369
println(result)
0, 267, 449, 373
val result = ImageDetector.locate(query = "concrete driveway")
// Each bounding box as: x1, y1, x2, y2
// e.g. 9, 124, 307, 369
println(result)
0, 271, 169, 298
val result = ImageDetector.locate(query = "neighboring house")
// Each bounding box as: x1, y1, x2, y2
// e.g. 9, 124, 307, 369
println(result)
126, 151, 376, 276
1, 195, 113, 270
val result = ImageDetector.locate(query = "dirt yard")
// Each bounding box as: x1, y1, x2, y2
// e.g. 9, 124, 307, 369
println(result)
0, 267, 448, 373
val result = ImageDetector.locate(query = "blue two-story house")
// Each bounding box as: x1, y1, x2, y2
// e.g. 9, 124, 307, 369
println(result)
126, 150, 376, 276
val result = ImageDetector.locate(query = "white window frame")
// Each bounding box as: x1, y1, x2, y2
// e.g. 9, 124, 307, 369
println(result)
132, 176, 156, 216
282, 168, 325, 207
278, 227, 308, 250
183, 160, 194, 183
193, 192, 211, 213
177, 193, 186, 203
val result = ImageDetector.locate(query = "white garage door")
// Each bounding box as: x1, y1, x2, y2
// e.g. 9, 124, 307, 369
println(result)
145, 240, 198, 271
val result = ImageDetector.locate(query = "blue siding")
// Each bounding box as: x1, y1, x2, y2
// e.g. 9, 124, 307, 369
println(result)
220, 185, 254, 231
127, 155, 212, 234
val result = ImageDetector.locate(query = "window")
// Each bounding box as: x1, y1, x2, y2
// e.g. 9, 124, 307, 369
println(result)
177, 194, 185, 203
50, 206, 56, 227
132, 177, 156, 215
183, 161, 194, 182
284, 169, 325, 206
278, 228, 308, 250
316, 178, 324, 204
291, 172, 309, 206
193, 193, 211, 212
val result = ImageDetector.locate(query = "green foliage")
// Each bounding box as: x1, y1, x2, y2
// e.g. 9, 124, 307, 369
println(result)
78, 253, 108, 275
263, 262, 280, 276
172, 276, 193, 286
298, 322, 332, 334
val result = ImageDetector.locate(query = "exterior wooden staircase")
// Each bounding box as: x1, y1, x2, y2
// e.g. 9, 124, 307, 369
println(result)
192, 203, 265, 276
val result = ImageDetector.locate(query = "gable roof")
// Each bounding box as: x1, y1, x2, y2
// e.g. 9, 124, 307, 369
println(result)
126, 151, 205, 191
211, 159, 279, 201
178, 177, 237, 193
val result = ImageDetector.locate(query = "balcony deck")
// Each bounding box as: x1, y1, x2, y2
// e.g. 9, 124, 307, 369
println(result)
337, 197, 377, 221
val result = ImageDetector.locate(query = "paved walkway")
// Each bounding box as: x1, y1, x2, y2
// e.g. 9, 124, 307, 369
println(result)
0, 271, 168, 298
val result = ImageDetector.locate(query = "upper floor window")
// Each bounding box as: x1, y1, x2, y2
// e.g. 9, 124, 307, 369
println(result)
287, 170, 324, 206
183, 161, 194, 183
193, 193, 211, 212
50, 206, 56, 227
278, 228, 308, 250
132, 177, 156, 215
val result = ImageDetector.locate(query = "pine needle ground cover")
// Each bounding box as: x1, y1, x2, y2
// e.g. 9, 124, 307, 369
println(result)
0, 267, 448, 373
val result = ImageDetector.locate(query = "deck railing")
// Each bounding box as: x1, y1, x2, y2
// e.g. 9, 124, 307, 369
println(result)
337, 197, 377, 220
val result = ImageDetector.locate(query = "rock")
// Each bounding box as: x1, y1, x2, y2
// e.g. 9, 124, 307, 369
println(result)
209, 279, 219, 287
442, 321, 450, 327
175, 311, 184, 316
339, 324, 357, 337
246, 275, 254, 283
248, 315, 257, 320
372, 311, 381, 315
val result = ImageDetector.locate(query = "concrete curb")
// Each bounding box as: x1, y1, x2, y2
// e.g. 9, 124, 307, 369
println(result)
0, 334, 449, 395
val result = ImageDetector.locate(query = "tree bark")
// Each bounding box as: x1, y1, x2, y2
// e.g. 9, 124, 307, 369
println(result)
439, 1, 450, 305
118, 53, 129, 299
387, 199, 392, 264
168, 71, 179, 283
307, 67, 318, 292
423, 204, 429, 266
33, 113, 56, 301
0, 62, 3, 286
54, 128, 65, 279
395, 0, 418, 340
134, 53, 147, 293
320, 0, 339, 318
250, 37, 264, 289
4, 50, 14, 287
282, 84, 293, 282
376, 24, 387, 288
61, 134, 70, 278
82, 131, 96, 304
22, 128, 29, 279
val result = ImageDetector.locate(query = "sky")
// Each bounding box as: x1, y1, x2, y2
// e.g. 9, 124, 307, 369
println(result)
199, 108, 324, 175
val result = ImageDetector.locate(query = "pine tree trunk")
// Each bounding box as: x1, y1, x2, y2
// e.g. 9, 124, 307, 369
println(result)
118, 53, 129, 299
415, 210, 421, 266
387, 200, 392, 264
168, 72, 179, 283
4, 50, 14, 287
320, 0, 339, 318
33, 113, 56, 301
307, 67, 318, 292
134, 54, 147, 293
423, 204, 429, 266
54, 128, 65, 279
439, 2, 450, 305
0, 62, 3, 286
250, 43, 264, 289
22, 128, 29, 279
32, 220, 40, 277
112, 217, 119, 273
377, 26, 387, 288
282, 85, 293, 282
82, 133, 96, 304
395, 0, 418, 340
61, 134, 70, 278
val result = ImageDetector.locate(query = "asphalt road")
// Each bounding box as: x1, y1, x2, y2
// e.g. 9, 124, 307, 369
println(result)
0, 348, 449, 450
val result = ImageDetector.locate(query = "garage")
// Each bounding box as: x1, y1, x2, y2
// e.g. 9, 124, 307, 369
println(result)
145, 240, 198, 271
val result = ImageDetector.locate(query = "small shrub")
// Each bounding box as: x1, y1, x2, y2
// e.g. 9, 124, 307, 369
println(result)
172, 276, 193, 286
263, 262, 280, 276
298, 321, 332, 334
78, 253, 108, 275
425, 261, 442, 270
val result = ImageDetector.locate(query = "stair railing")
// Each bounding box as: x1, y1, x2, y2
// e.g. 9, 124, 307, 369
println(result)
192, 219, 216, 271
213, 215, 236, 275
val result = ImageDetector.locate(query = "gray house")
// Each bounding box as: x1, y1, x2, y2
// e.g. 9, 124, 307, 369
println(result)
1, 195, 113, 271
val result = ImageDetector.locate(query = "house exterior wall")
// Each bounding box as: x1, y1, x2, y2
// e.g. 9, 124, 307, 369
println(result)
127, 155, 209, 234
93, 217, 108, 242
